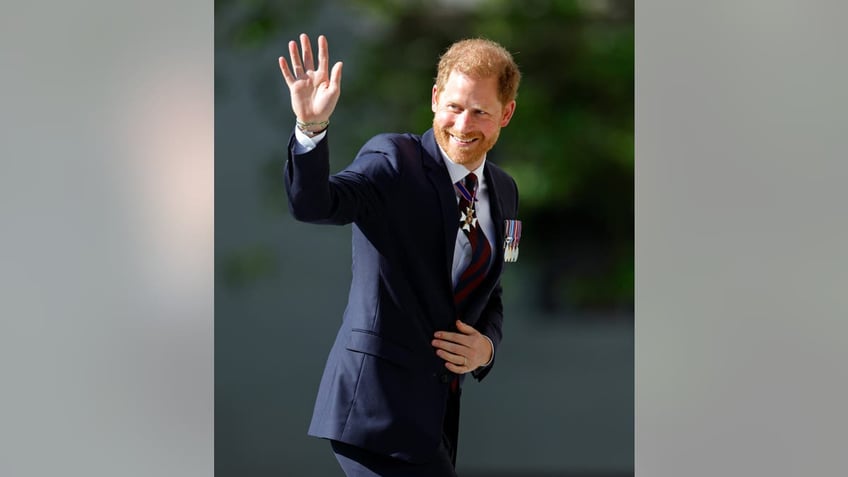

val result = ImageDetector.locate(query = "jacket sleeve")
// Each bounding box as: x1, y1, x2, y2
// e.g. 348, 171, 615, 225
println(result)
284, 132, 401, 225
471, 281, 504, 381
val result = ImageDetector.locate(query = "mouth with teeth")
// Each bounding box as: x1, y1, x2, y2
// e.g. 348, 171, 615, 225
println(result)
450, 134, 479, 145
433, 123, 494, 167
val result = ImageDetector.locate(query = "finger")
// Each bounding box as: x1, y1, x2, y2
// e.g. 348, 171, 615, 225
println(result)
300, 33, 314, 71
432, 338, 468, 355
317, 35, 329, 76
329, 61, 343, 90
288, 40, 303, 73
278, 57, 295, 85
434, 331, 471, 347
436, 349, 466, 367
444, 362, 468, 374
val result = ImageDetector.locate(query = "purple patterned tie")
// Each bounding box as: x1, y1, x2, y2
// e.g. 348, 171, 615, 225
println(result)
453, 172, 492, 313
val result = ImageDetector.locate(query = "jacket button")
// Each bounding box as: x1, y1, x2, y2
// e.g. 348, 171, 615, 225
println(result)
439, 373, 451, 383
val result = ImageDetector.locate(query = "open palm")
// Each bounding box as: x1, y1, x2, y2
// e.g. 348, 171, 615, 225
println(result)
278, 33, 343, 126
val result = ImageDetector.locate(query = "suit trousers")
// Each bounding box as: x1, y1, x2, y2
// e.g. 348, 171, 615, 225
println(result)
331, 386, 462, 477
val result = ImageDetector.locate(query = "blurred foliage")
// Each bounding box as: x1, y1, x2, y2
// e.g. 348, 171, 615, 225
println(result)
220, 244, 278, 289
218, 0, 633, 314
215, 0, 316, 49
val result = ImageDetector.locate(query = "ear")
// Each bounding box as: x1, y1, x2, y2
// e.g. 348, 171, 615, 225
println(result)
499, 100, 516, 127
431, 85, 439, 113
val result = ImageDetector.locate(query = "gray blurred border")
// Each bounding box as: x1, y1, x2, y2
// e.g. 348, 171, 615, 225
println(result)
637, 1, 848, 476
1, 1, 213, 476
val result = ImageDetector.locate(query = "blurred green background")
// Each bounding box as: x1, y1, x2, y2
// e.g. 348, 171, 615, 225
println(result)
216, 0, 633, 475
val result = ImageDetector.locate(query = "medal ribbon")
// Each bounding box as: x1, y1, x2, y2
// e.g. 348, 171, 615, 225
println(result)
454, 176, 477, 204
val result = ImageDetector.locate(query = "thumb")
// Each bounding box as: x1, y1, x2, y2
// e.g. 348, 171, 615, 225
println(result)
456, 320, 476, 334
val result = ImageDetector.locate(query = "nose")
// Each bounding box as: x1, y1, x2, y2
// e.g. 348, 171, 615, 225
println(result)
453, 111, 473, 133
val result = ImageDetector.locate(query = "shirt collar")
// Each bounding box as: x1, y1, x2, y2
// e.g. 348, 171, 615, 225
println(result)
437, 145, 487, 185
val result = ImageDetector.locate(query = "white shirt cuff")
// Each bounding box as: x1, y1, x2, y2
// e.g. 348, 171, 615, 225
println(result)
292, 127, 327, 153
480, 335, 494, 368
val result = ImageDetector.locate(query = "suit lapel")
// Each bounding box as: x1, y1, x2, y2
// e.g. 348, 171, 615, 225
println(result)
421, 130, 459, 289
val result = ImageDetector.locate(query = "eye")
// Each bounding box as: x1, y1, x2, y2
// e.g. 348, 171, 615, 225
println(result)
446, 104, 462, 112
474, 109, 489, 116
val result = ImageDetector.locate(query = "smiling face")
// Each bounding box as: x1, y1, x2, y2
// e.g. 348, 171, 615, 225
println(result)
432, 70, 516, 171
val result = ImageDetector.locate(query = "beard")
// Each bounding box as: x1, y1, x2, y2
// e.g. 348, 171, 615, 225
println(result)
433, 120, 500, 169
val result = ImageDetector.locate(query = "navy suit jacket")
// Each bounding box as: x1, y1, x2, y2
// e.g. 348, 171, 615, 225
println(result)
284, 128, 519, 463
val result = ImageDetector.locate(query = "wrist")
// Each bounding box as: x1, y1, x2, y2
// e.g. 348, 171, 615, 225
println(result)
295, 118, 330, 137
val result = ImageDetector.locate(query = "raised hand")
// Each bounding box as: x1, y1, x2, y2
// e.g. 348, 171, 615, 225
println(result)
278, 33, 343, 130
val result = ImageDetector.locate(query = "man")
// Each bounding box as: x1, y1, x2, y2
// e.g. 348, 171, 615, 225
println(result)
278, 33, 521, 476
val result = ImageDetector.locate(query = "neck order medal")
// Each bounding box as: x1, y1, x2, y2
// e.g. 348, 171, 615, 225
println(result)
461, 204, 477, 232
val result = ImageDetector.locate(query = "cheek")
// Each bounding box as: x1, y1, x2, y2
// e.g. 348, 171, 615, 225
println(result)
475, 123, 495, 138
433, 112, 453, 128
